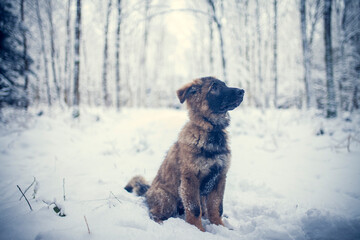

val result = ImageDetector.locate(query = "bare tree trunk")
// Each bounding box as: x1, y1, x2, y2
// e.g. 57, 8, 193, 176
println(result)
324, 0, 337, 118
255, 0, 263, 109
138, 0, 151, 107
243, 0, 251, 105
115, 0, 122, 111
207, 0, 227, 83
264, 2, 271, 108
273, 0, 278, 108
244, 1, 250, 85
64, 0, 71, 106
35, 0, 51, 106
20, 0, 29, 94
300, 0, 311, 109
342, 0, 360, 111
46, 1, 61, 103
102, 0, 112, 107
208, 13, 214, 73
335, 0, 345, 110
82, 39, 92, 106
73, 0, 81, 118
34, 57, 41, 104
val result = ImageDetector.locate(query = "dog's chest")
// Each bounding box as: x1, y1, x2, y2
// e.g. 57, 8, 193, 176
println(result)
202, 130, 227, 155
197, 153, 228, 195
196, 130, 230, 195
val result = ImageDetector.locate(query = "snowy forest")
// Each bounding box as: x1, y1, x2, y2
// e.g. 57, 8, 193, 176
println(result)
1, 0, 359, 116
1, 0, 360, 240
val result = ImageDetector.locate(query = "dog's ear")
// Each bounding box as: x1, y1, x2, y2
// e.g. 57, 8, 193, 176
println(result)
177, 82, 193, 104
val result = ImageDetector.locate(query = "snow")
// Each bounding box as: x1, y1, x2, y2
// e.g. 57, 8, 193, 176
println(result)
0, 107, 360, 240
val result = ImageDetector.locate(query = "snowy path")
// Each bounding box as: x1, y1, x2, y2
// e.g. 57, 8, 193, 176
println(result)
0, 108, 359, 240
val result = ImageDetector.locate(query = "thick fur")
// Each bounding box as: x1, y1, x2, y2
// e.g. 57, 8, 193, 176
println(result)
125, 77, 244, 231
124, 175, 150, 196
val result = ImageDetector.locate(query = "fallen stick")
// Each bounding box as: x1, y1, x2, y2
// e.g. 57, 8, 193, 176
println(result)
84, 215, 91, 234
17, 185, 33, 211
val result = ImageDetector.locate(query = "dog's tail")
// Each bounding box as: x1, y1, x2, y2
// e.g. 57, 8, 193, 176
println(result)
124, 175, 150, 196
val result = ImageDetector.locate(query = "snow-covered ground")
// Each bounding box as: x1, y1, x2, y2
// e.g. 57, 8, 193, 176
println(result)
0, 107, 359, 240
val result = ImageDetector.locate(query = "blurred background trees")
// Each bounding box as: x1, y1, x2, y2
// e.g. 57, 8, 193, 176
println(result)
0, 0, 32, 108
0, 0, 359, 118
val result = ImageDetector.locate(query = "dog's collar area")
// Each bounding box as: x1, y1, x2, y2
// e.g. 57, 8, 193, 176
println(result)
202, 114, 230, 130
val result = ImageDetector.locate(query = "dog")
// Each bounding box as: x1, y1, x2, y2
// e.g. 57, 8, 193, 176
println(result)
125, 76, 244, 231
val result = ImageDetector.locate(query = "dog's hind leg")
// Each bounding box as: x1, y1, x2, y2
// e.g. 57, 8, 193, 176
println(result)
145, 187, 177, 223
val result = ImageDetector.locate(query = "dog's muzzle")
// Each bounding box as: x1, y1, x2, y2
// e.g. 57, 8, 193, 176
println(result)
220, 88, 245, 112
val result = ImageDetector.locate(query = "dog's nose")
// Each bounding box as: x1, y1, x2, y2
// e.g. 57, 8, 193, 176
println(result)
236, 89, 245, 97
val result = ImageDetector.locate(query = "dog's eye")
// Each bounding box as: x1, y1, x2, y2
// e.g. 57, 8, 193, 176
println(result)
188, 86, 198, 95
211, 83, 219, 93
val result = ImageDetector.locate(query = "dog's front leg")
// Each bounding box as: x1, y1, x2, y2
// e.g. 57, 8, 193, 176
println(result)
179, 172, 205, 232
207, 174, 226, 226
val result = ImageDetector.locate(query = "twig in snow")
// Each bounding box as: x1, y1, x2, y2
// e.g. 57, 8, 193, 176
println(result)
108, 192, 115, 208
17, 185, 33, 211
332, 133, 360, 152
110, 191, 122, 204
32, 180, 39, 199
63, 178, 66, 201
84, 215, 91, 234
19, 177, 36, 201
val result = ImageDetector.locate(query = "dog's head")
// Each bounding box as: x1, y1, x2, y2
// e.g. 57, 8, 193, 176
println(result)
177, 77, 244, 126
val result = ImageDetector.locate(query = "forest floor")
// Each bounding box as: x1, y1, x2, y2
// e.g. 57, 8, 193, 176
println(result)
0, 107, 359, 240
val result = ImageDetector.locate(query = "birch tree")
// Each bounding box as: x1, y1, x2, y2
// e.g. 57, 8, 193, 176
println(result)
208, 12, 214, 73
46, 0, 61, 103
20, 0, 29, 94
255, 0, 263, 108
300, 0, 310, 109
340, 0, 360, 111
102, 0, 112, 107
273, 0, 278, 108
324, 0, 337, 118
73, 0, 81, 118
35, 0, 51, 106
300, 0, 321, 109
115, 0, 122, 111
207, 0, 227, 83
138, 0, 151, 107
64, 0, 71, 106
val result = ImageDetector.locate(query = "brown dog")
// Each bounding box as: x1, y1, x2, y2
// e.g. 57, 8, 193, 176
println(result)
125, 77, 244, 231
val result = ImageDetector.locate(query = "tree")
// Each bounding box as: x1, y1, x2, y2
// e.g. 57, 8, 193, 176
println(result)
208, 10, 214, 73
20, 0, 29, 94
323, 0, 336, 118
255, 0, 263, 108
36, 0, 51, 106
46, 0, 61, 103
115, 0, 122, 111
300, 0, 321, 109
64, 0, 72, 106
102, 0, 112, 107
273, 0, 278, 108
340, 0, 360, 111
138, 0, 151, 107
73, 0, 81, 118
207, 0, 227, 83
0, 0, 31, 108
300, 0, 310, 109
